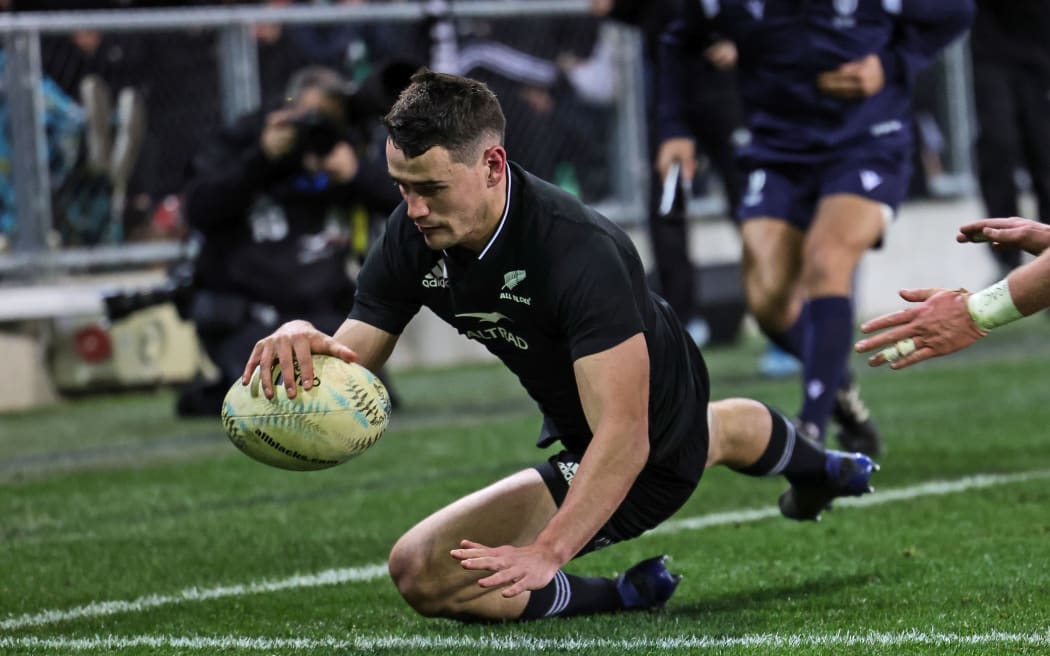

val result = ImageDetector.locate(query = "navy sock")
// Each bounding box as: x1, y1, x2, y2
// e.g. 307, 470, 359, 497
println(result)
761, 305, 808, 359
519, 571, 623, 619
798, 296, 853, 435
732, 404, 827, 486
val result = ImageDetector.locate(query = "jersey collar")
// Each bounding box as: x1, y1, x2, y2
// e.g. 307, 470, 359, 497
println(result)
444, 163, 513, 262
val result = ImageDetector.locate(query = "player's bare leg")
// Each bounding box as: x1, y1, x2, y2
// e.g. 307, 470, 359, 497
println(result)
388, 469, 556, 620
388, 468, 678, 621
741, 218, 805, 335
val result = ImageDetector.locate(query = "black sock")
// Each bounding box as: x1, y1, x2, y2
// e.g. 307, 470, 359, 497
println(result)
732, 404, 827, 486
519, 570, 623, 619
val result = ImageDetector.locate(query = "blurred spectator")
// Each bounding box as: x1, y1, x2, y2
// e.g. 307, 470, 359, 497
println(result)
454, 7, 617, 201
593, 0, 745, 347
176, 65, 400, 416
970, 0, 1050, 276
0, 50, 85, 248
285, 0, 421, 83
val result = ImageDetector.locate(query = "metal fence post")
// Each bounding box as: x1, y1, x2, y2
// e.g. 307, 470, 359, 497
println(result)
942, 38, 976, 193
218, 23, 261, 125
609, 23, 647, 224
4, 29, 51, 255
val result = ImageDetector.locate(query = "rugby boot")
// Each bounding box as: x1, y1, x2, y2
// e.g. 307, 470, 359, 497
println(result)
832, 381, 884, 457
779, 450, 879, 521
616, 555, 682, 610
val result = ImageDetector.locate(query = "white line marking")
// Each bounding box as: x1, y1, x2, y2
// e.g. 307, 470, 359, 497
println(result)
5, 469, 1049, 632
652, 468, 1050, 534
0, 564, 388, 632
2, 630, 1050, 652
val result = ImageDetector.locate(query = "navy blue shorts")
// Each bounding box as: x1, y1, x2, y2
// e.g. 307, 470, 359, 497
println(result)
736, 150, 912, 231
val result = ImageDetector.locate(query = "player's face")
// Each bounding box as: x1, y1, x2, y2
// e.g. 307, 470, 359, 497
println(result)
386, 138, 507, 252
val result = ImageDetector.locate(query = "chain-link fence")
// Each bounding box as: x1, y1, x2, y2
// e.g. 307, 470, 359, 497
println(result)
0, 1, 974, 278
0, 1, 648, 276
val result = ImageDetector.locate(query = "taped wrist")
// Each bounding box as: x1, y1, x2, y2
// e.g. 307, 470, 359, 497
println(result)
966, 279, 1023, 330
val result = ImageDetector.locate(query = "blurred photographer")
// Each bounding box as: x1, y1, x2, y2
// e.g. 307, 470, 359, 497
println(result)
176, 65, 402, 416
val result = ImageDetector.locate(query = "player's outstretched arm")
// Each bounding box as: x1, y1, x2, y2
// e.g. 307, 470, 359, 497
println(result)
241, 319, 358, 400
451, 334, 651, 597
958, 216, 1050, 256
854, 288, 986, 369
856, 247, 1050, 370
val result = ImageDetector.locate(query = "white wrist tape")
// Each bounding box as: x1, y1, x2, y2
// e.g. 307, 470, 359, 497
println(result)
967, 279, 1022, 331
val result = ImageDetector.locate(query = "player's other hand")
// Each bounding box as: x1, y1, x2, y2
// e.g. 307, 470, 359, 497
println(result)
242, 320, 358, 399
451, 539, 562, 598
302, 141, 359, 183
260, 108, 299, 161
854, 288, 986, 369
958, 216, 1050, 256
704, 39, 738, 70
656, 138, 696, 185
817, 53, 885, 99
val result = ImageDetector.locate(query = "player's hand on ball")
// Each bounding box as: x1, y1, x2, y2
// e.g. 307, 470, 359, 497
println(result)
854, 288, 987, 369
242, 320, 357, 399
451, 539, 562, 598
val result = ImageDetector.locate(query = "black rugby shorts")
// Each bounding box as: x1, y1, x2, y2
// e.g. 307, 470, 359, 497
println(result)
534, 421, 708, 557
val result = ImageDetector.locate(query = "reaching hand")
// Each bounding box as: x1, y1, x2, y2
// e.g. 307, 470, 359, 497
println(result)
817, 53, 885, 99
854, 288, 987, 369
241, 320, 357, 399
957, 217, 1050, 256
450, 539, 563, 599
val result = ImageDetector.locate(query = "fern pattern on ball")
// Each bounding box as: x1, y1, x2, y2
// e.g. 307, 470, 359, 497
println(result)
221, 357, 391, 470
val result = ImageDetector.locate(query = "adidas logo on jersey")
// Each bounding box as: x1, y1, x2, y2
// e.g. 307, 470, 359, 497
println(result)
422, 262, 449, 288
557, 460, 578, 486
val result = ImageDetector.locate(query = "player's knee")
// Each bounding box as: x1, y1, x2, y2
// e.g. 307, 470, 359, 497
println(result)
745, 283, 794, 329
388, 538, 450, 618
707, 398, 772, 468
799, 250, 852, 295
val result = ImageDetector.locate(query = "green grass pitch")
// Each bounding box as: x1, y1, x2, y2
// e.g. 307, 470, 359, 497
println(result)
2, 322, 1050, 655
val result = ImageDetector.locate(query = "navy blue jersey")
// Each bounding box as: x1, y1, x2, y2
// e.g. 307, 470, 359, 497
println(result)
658, 0, 974, 163
350, 163, 710, 463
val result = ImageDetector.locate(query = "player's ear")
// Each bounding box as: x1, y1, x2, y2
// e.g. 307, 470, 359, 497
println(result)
482, 145, 507, 188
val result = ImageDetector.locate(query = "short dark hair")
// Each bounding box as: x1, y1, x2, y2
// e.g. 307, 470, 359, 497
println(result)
383, 69, 506, 164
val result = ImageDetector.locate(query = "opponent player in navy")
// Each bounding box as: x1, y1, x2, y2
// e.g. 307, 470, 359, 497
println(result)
242, 71, 877, 622
656, 0, 974, 455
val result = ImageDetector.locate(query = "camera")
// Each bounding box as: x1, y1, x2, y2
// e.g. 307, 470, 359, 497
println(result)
289, 59, 419, 158
102, 261, 195, 323
292, 110, 345, 157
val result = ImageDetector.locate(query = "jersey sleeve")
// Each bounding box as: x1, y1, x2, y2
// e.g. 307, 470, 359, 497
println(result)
553, 230, 646, 362
879, 0, 975, 88
656, 3, 719, 143
348, 215, 422, 335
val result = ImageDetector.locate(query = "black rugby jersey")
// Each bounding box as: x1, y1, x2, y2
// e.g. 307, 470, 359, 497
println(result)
350, 162, 709, 463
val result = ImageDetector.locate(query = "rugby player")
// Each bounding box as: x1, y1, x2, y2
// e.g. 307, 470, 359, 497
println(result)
242, 70, 878, 622
655, 0, 975, 455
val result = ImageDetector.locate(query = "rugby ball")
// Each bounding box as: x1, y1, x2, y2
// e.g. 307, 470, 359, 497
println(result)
221, 355, 391, 471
